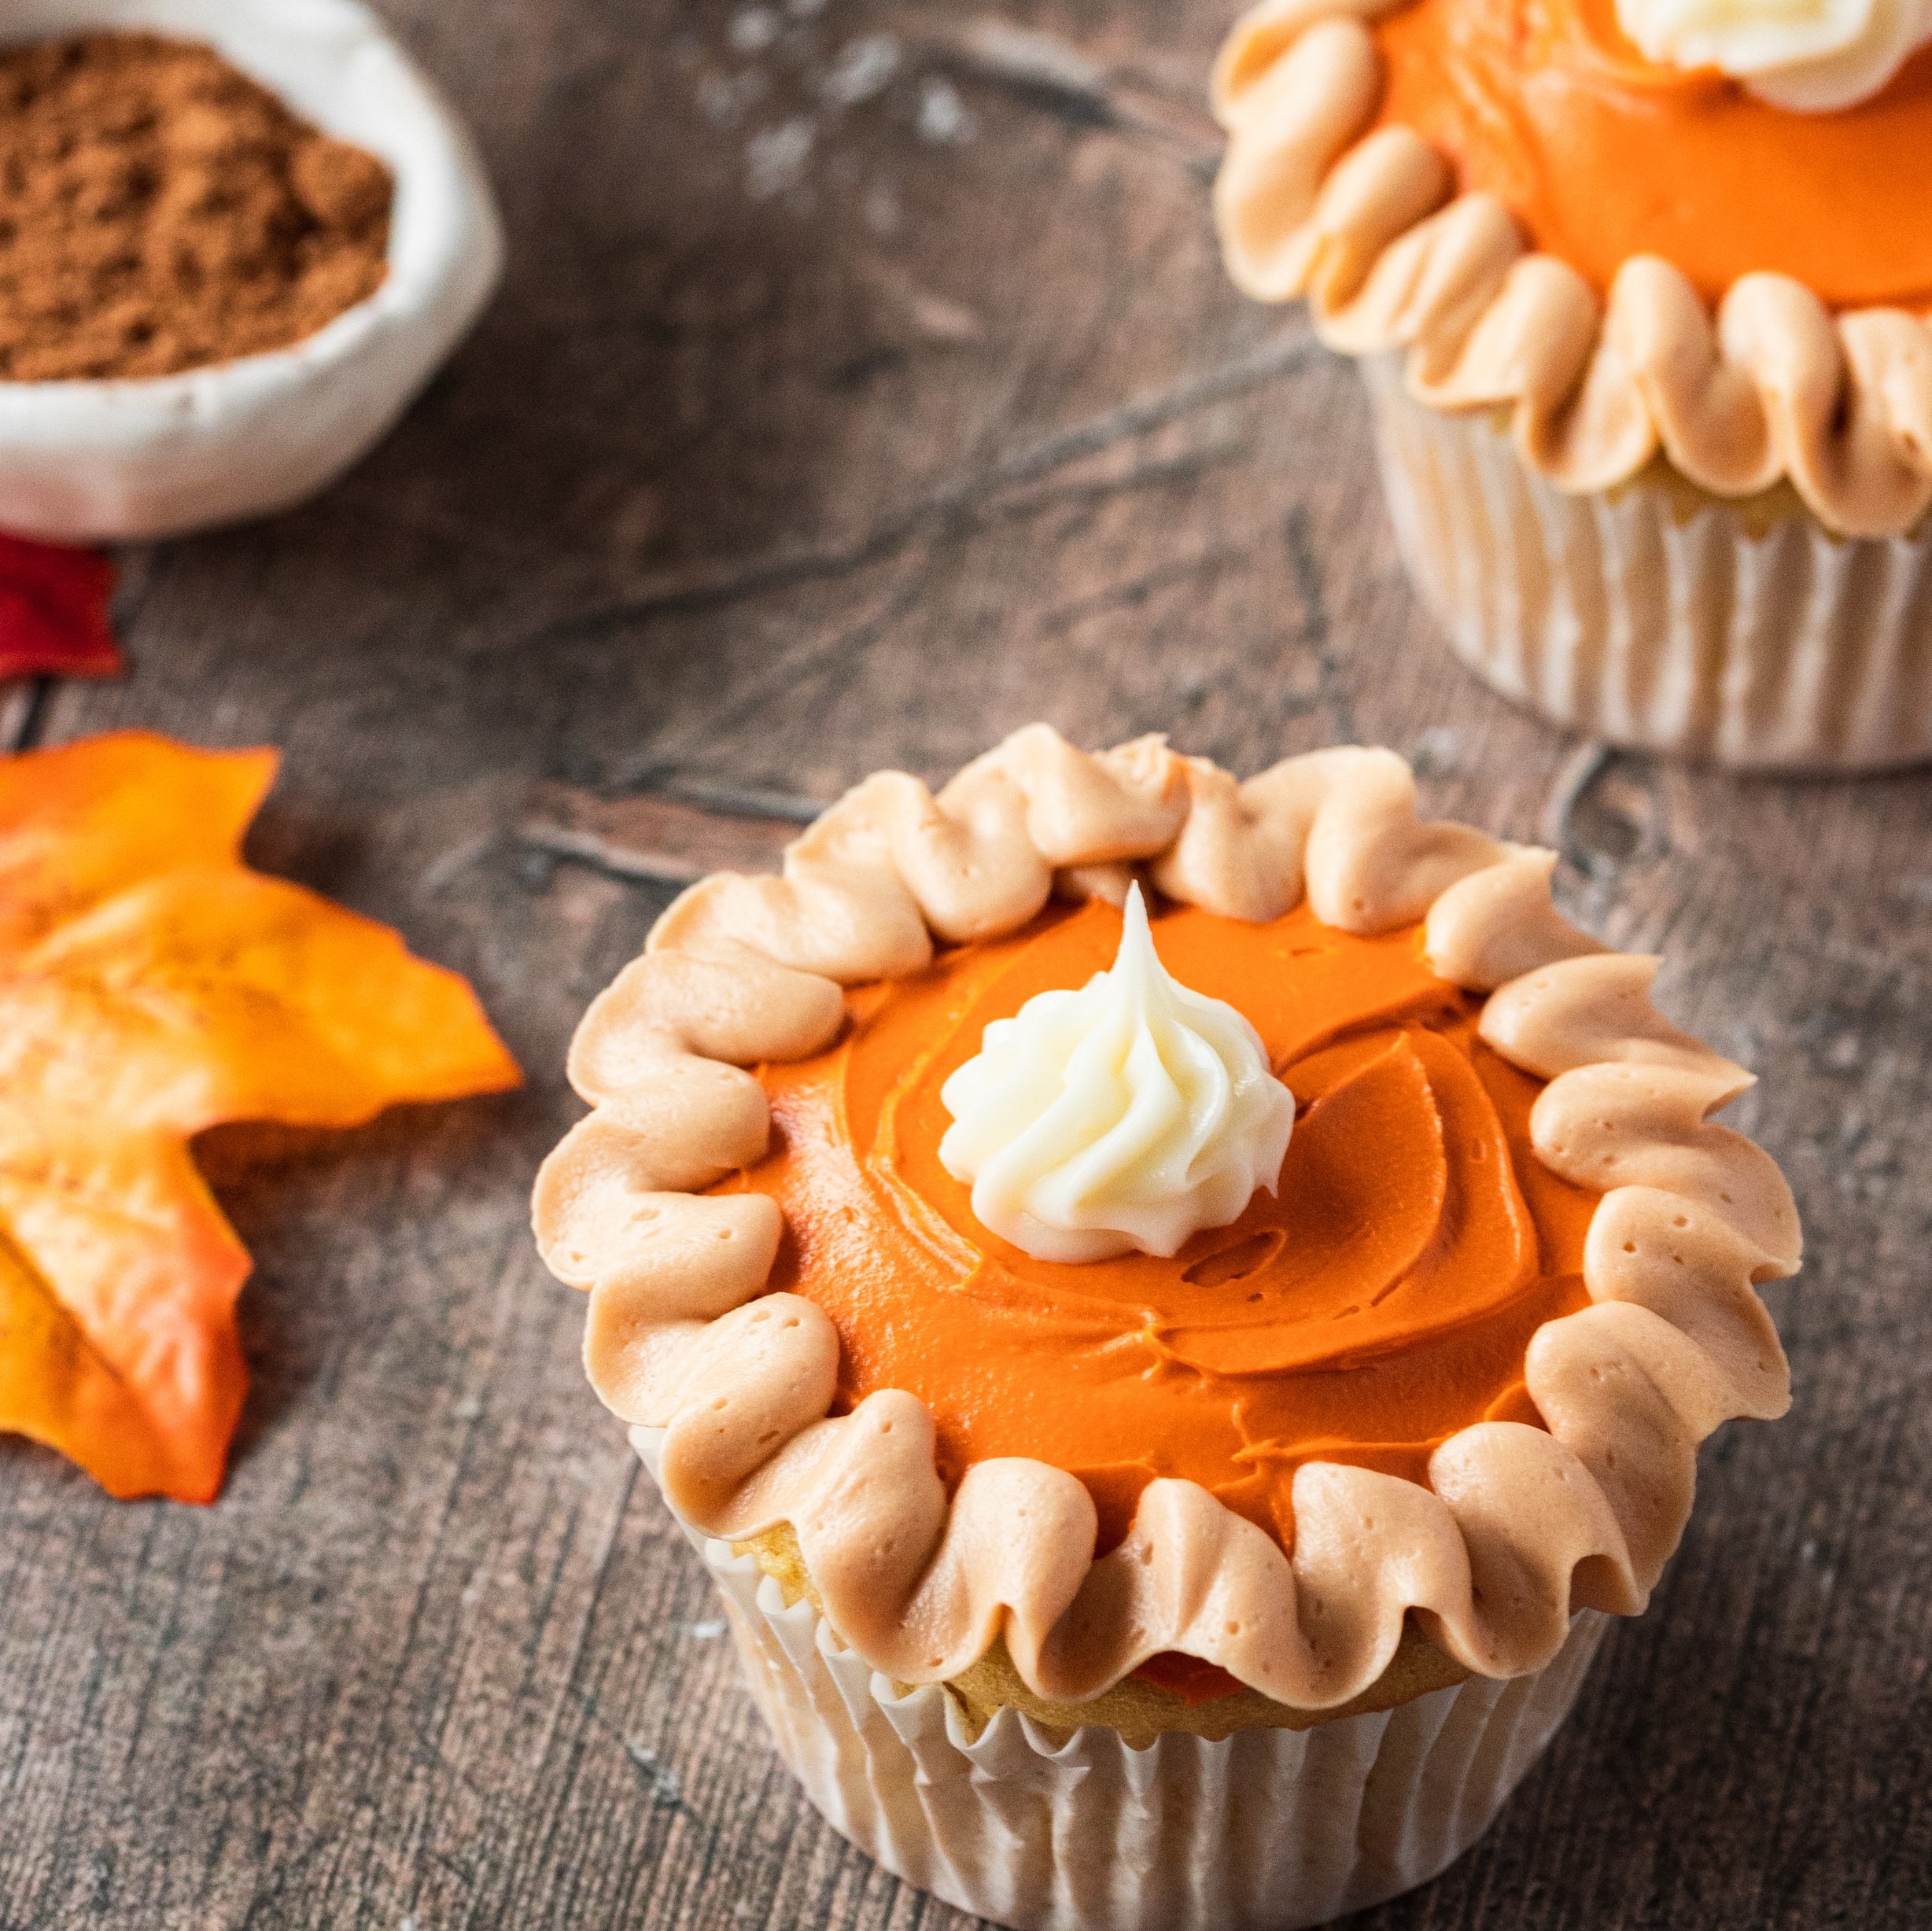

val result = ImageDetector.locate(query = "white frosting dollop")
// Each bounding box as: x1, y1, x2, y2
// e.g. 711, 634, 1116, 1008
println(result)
937, 884, 1296, 1263
1617, 0, 1932, 109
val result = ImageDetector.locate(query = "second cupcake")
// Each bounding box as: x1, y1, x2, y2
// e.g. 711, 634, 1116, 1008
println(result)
1214, 0, 1932, 768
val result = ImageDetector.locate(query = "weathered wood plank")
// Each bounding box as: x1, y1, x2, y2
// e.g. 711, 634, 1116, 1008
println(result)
2, 0, 1930, 1927
522, 779, 808, 886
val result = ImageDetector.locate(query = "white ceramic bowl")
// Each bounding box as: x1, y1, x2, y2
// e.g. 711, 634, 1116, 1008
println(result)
0, 0, 504, 541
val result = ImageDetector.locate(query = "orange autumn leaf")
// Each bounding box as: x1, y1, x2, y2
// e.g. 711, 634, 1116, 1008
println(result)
0, 731, 521, 1503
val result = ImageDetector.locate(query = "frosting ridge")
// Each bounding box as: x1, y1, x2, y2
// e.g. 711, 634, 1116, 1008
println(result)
937, 883, 1296, 1262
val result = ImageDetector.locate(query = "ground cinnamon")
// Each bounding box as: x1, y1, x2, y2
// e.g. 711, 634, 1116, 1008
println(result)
0, 32, 394, 381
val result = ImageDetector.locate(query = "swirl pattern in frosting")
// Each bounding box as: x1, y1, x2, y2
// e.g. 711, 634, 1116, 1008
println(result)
731, 890, 1598, 1562
533, 726, 1799, 1712
937, 883, 1296, 1262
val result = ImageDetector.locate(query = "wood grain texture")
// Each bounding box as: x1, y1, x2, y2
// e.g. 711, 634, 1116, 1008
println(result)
2, 0, 1928, 1926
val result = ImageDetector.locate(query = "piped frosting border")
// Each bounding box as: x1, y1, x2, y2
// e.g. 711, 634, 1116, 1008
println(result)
1212, 0, 1932, 539
533, 726, 1799, 1709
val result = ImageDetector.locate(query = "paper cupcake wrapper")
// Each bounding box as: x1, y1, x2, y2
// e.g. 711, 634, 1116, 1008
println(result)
650, 1442, 1606, 1931
1360, 352, 1932, 771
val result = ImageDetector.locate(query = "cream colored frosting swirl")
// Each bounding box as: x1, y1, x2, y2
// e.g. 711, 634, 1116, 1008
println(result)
1617, 0, 1932, 109
936, 883, 1296, 1262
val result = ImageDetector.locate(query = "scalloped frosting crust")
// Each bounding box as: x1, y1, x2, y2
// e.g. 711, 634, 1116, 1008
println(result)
533, 727, 1800, 1715
1214, 0, 1932, 536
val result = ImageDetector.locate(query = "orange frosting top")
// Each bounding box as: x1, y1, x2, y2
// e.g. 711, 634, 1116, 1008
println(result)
1373, 0, 1932, 308
724, 896, 1598, 1560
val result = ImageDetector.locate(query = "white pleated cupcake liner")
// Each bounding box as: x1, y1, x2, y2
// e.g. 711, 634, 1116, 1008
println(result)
1360, 352, 1932, 771
639, 1433, 1606, 1931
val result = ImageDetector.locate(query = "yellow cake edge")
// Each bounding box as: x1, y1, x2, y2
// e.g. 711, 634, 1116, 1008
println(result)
733, 1520, 1472, 1749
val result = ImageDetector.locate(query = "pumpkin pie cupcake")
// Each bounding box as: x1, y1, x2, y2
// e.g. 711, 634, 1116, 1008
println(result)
533, 725, 1799, 1931
1214, 0, 1932, 768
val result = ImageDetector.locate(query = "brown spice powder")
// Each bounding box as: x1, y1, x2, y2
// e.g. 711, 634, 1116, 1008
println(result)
0, 31, 395, 382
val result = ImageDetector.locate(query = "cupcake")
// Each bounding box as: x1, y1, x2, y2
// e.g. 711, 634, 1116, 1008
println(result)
1212, 0, 1932, 768
533, 725, 1799, 1931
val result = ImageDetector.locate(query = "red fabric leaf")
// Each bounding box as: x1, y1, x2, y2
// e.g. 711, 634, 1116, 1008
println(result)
0, 532, 123, 684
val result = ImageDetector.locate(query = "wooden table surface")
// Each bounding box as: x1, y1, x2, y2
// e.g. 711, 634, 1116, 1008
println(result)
3, 2, 1929, 1926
